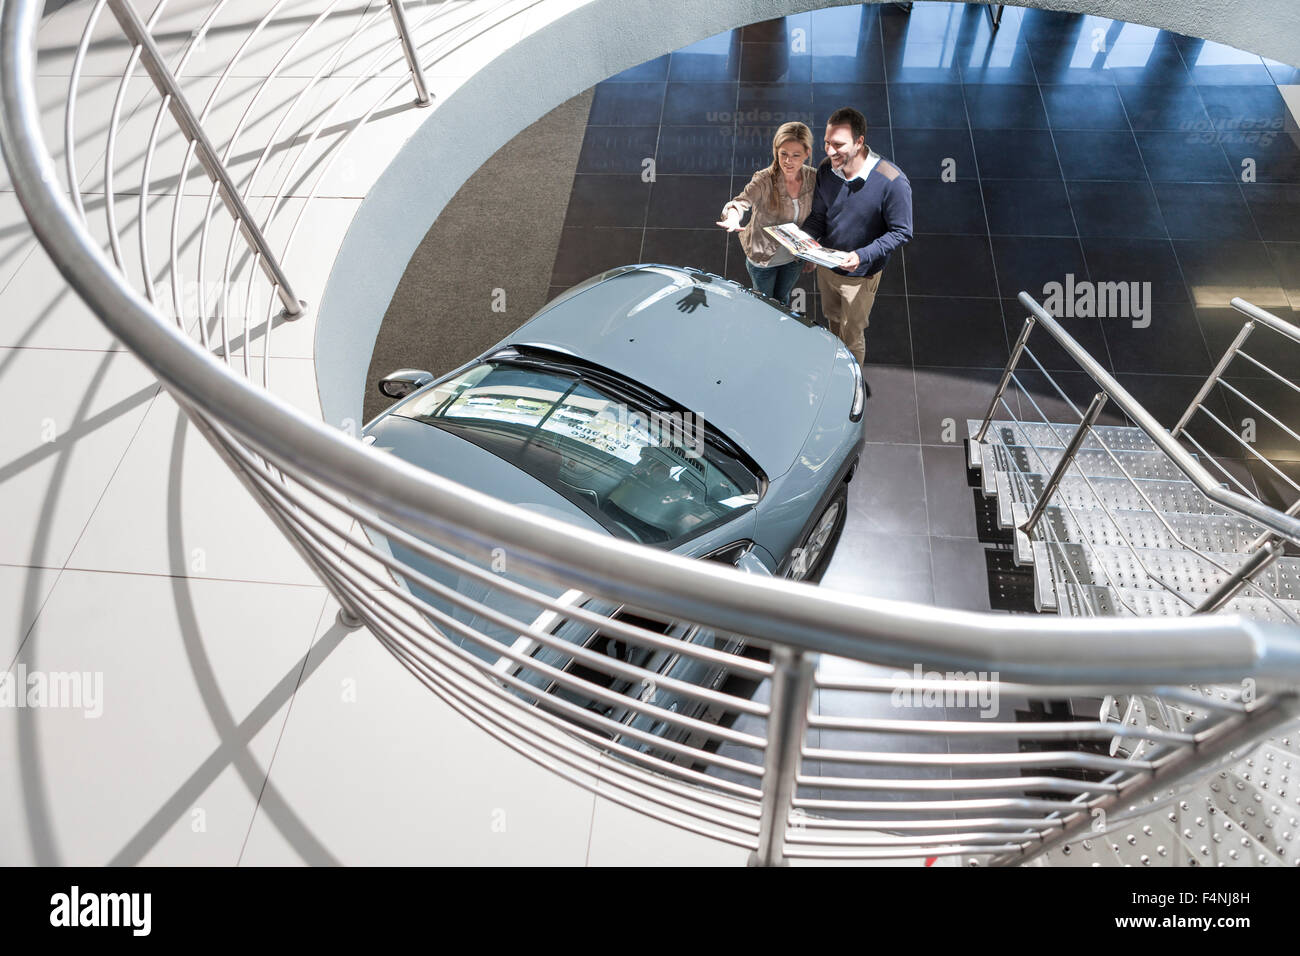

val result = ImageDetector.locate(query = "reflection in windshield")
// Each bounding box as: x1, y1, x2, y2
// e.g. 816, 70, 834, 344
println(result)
394, 361, 759, 545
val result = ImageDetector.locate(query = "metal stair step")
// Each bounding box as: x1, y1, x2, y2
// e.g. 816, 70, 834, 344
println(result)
1055, 583, 1300, 624
975, 415, 1300, 867
967, 420, 1159, 469
1029, 540, 1058, 611
1038, 541, 1300, 604
1177, 774, 1292, 867
988, 443, 1193, 485
1212, 752, 1300, 864
1097, 816, 1183, 867
1162, 789, 1275, 866
994, 471, 1231, 528
1037, 837, 1126, 867
1021, 505, 1265, 556
1038, 731, 1300, 868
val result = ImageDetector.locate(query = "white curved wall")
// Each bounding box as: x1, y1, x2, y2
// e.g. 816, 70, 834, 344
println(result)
315, 0, 1300, 430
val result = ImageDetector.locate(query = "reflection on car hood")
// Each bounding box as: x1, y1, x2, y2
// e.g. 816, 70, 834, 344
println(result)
510, 266, 842, 476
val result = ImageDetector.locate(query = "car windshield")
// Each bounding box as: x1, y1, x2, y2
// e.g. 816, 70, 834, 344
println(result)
392, 359, 761, 545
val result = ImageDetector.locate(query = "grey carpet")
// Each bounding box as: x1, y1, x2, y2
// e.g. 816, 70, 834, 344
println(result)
363, 89, 594, 422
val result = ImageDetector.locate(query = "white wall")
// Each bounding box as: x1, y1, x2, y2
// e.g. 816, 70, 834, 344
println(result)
315, 0, 1300, 430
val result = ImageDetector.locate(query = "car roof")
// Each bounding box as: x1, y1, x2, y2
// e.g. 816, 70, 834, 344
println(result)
507, 266, 840, 476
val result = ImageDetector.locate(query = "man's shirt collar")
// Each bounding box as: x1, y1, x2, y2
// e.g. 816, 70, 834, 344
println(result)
832, 149, 880, 182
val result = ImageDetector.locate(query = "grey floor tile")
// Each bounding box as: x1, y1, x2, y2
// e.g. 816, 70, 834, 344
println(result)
821, 527, 934, 603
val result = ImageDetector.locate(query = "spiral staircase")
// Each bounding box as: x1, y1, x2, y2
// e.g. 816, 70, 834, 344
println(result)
2, 0, 1299, 866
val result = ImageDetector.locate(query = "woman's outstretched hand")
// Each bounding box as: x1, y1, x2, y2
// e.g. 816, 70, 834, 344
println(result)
716, 208, 743, 232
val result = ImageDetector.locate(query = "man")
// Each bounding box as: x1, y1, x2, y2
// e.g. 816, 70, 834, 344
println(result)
802, 107, 913, 371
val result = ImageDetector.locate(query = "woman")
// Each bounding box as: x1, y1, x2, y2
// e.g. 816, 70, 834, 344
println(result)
716, 121, 816, 307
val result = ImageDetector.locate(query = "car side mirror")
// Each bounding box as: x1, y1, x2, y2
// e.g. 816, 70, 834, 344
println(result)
377, 369, 434, 400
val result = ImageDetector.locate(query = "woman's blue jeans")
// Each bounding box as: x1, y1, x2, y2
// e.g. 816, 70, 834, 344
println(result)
745, 258, 803, 306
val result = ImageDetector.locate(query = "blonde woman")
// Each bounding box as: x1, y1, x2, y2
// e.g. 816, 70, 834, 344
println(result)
717, 121, 816, 306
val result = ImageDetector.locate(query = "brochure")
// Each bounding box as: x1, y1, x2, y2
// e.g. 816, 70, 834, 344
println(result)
763, 222, 854, 269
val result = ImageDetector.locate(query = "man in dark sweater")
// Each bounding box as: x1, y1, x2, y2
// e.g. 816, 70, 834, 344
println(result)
802, 107, 913, 366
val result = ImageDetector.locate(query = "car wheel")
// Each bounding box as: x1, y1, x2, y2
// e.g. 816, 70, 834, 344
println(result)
789, 484, 848, 584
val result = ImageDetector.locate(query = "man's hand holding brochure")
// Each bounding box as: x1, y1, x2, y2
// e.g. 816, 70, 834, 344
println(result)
763, 222, 854, 270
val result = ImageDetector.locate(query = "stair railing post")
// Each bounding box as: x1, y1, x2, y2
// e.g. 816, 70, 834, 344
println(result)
1234, 495, 1300, 603
388, 0, 432, 107
104, 0, 305, 318
1245, 497, 1300, 552
1021, 391, 1108, 536
1171, 321, 1255, 438
1195, 537, 1286, 614
749, 646, 815, 867
974, 315, 1035, 442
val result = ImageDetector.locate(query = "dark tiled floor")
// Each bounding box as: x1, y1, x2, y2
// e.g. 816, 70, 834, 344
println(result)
550, 2, 1300, 614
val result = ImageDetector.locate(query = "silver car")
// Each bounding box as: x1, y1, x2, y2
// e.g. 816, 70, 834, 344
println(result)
364, 264, 865, 757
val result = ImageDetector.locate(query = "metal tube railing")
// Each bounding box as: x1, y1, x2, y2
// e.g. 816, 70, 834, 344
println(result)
1022, 391, 1107, 534
104, 0, 306, 318
388, 0, 432, 106
6, 0, 1300, 867
1231, 296, 1300, 344
1171, 320, 1255, 438
750, 647, 814, 866
1010, 368, 1297, 617
1196, 538, 1286, 614
974, 315, 1035, 442
8, 35, 1296, 689
5, 0, 1294, 681
996, 292, 1300, 549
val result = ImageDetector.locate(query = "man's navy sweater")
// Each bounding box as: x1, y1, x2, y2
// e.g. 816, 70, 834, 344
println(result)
802, 154, 913, 278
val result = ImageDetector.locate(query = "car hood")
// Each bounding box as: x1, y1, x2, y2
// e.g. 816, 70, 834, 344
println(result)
509, 266, 843, 477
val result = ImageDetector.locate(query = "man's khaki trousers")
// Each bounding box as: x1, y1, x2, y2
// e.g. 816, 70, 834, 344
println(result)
816, 266, 883, 364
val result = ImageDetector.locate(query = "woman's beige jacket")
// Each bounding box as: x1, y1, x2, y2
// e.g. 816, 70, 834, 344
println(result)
721, 164, 817, 266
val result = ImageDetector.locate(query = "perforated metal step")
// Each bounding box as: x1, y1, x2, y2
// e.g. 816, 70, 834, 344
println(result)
985, 443, 1194, 489
1165, 752, 1300, 867
1212, 745, 1300, 864
972, 416, 1300, 866
1037, 733, 1300, 867
1038, 542, 1300, 604
1042, 789, 1285, 867
1038, 835, 1125, 866
995, 470, 1231, 528
1055, 583, 1300, 624
1102, 817, 1184, 867
967, 419, 1158, 469
1022, 504, 1265, 556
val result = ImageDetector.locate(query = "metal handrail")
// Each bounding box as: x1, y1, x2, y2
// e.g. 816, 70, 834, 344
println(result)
1008, 350, 1299, 620
1231, 296, 1300, 345
7, 3, 1300, 690
5, 0, 1300, 867
987, 296, 1300, 621
1012, 291, 1300, 549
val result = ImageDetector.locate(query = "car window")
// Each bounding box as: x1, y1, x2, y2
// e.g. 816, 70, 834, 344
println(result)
393, 361, 760, 545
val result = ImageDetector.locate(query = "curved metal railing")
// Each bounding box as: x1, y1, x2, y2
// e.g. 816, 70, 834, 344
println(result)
4, 0, 1300, 866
